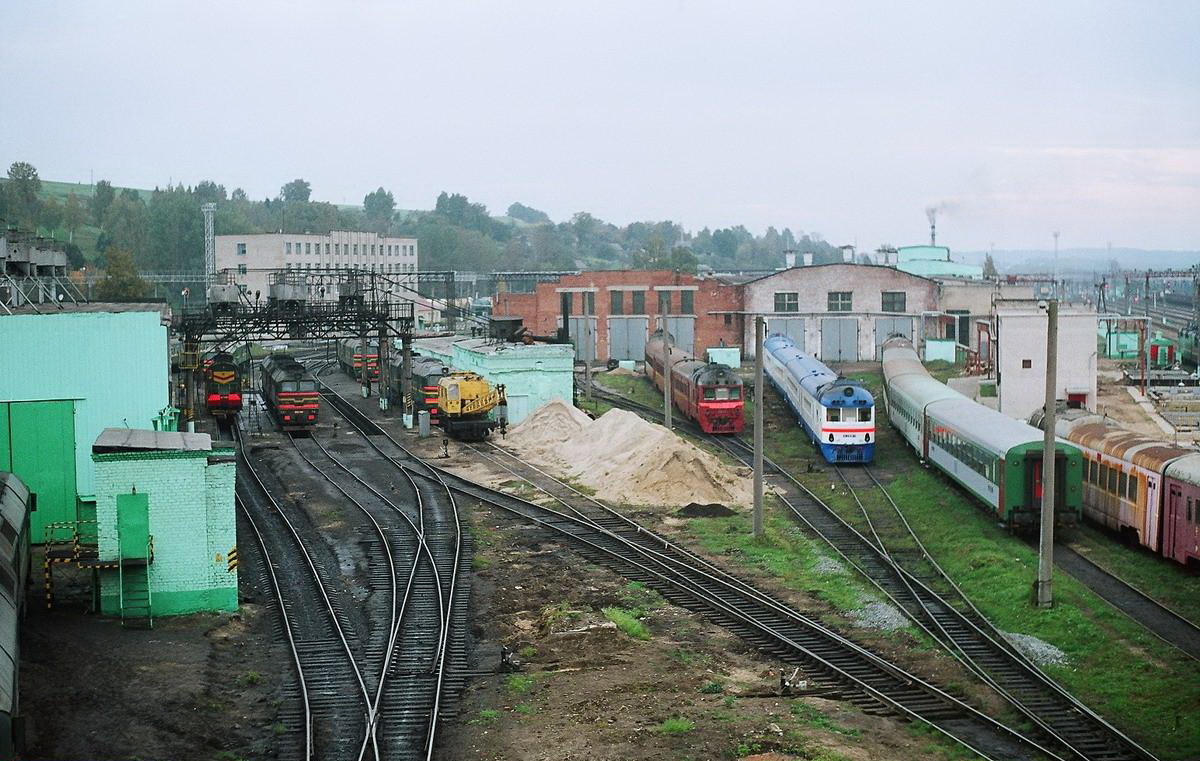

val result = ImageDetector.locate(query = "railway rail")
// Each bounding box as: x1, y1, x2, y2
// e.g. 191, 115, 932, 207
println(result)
585, 380, 1160, 761
235, 386, 466, 761
316, 377, 1065, 761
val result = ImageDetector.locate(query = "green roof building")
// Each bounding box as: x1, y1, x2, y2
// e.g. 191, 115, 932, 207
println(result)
896, 245, 983, 279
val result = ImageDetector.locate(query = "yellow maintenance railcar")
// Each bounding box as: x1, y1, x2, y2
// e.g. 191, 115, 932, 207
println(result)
436, 371, 507, 441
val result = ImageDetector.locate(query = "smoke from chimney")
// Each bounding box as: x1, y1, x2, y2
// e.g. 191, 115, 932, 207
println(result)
925, 206, 937, 246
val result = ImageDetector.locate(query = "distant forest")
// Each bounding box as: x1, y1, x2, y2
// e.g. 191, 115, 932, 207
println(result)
0, 161, 843, 275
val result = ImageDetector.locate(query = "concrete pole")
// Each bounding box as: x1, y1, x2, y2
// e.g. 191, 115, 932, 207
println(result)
1036, 299, 1058, 608
360, 329, 370, 399
663, 318, 673, 431
401, 331, 413, 418
377, 321, 389, 412
753, 315, 765, 540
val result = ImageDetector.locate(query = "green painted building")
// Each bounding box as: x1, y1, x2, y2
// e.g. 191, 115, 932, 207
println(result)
0, 306, 170, 541
412, 337, 575, 424
896, 245, 983, 279
92, 429, 237, 619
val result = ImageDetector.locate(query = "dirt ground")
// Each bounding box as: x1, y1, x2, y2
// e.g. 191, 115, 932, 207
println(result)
21, 532, 286, 761
1094, 359, 1185, 441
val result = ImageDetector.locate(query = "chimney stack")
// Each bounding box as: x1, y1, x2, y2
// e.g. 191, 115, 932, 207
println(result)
802, 252, 813, 267
784, 251, 796, 268
841, 245, 855, 263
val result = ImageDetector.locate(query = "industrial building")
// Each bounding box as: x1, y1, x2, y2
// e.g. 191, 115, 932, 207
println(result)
494, 270, 741, 363
1, 227, 83, 310
894, 245, 983, 279
412, 336, 574, 424
995, 301, 1098, 420
737, 264, 939, 361
91, 428, 237, 620
214, 231, 419, 301
0, 304, 171, 541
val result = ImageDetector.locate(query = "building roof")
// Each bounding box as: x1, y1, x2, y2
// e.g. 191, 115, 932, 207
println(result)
1, 302, 172, 321
737, 262, 938, 287
897, 245, 951, 262
93, 428, 213, 453
897, 260, 983, 279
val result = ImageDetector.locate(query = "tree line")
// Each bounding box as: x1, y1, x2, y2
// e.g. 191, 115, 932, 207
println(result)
1, 161, 843, 287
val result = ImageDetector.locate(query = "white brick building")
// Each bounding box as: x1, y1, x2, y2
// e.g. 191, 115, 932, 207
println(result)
995, 301, 1098, 421
215, 231, 419, 299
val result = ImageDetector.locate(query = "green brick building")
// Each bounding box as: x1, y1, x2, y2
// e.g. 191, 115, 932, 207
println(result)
92, 429, 237, 620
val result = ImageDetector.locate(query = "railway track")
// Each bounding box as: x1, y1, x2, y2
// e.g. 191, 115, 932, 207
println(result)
585, 381, 1159, 761
236, 395, 467, 760
316, 378, 1065, 761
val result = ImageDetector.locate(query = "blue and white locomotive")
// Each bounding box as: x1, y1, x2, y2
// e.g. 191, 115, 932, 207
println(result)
762, 334, 875, 463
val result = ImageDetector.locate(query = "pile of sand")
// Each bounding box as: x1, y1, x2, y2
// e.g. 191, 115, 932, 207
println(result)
504, 401, 752, 508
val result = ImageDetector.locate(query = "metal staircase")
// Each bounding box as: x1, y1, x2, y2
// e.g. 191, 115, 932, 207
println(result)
119, 535, 154, 629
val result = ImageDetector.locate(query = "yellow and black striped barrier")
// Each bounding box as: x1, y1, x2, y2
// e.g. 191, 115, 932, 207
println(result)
226, 547, 238, 573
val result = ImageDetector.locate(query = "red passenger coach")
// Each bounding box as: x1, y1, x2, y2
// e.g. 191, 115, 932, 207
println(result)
645, 331, 744, 434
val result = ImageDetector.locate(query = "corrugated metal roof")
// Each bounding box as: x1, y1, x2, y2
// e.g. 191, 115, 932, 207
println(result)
93, 428, 212, 453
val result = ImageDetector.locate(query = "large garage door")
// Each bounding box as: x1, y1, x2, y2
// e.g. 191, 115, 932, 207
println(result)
767, 317, 805, 349
568, 317, 597, 362
820, 318, 859, 362
3, 400, 78, 541
875, 317, 913, 359
664, 317, 695, 356
608, 317, 649, 361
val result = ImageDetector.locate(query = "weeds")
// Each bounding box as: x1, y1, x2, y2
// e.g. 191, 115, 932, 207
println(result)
656, 717, 695, 734
602, 606, 650, 640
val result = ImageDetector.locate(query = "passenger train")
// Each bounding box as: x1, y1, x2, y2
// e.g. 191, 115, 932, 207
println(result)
762, 334, 874, 463
1031, 409, 1200, 566
881, 336, 1082, 531
644, 331, 745, 434
0, 472, 31, 760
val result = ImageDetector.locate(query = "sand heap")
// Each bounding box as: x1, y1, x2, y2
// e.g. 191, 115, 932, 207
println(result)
504, 401, 752, 508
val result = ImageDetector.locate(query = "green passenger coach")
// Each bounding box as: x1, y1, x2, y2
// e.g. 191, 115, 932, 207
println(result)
881, 337, 1082, 531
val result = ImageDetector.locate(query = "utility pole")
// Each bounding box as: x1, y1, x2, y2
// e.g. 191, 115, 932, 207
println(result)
1052, 231, 1059, 299
662, 317, 673, 431
1036, 299, 1058, 608
753, 316, 765, 540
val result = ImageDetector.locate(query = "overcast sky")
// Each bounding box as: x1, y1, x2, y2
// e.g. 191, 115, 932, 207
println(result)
2, 1, 1197, 252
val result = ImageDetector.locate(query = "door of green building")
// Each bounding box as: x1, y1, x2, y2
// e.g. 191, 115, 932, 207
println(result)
117, 492, 150, 561
1, 401, 78, 541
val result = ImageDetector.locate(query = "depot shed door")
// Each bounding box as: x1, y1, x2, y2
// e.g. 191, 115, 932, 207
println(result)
608, 317, 648, 361
2, 400, 77, 540
767, 317, 805, 349
568, 317, 597, 362
875, 317, 914, 359
820, 319, 858, 362
664, 317, 696, 357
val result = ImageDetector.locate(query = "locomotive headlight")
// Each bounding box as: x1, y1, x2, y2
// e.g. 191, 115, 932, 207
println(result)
828, 434, 834, 442
865, 433, 871, 442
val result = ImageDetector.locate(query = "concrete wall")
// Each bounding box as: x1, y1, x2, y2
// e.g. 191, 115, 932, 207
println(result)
937, 281, 1035, 350
215, 231, 419, 299
997, 308, 1098, 420
0, 310, 169, 502
493, 270, 742, 361
93, 448, 237, 615
741, 264, 939, 360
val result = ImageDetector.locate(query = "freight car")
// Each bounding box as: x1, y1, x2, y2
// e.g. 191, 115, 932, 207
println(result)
1030, 409, 1200, 566
389, 354, 447, 426
437, 371, 506, 441
881, 336, 1082, 531
763, 334, 874, 463
0, 472, 32, 760
204, 351, 244, 419
644, 331, 745, 434
260, 354, 320, 432
336, 338, 380, 381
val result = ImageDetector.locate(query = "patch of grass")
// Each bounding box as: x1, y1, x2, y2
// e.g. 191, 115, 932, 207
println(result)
538, 601, 589, 632
237, 670, 263, 686
517, 644, 537, 659
505, 674, 535, 694
470, 708, 501, 725
978, 381, 997, 398
271, 722, 287, 735
699, 680, 724, 694
790, 701, 860, 737
670, 648, 702, 666
471, 555, 491, 570
593, 371, 663, 410
602, 606, 651, 640
619, 580, 665, 614
655, 716, 695, 734
513, 702, 536, 715
722, 695, 737, 708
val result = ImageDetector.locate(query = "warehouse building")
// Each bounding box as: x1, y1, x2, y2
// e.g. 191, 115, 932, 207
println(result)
894, 245, 983, 279
738, 264, 939, 361
0, 304, 171, 541
92, 428, 237, 620
494, 270, 742, 363
214, 231, 419, 301
995, 301, 1098, 420
412, 336, 574, 424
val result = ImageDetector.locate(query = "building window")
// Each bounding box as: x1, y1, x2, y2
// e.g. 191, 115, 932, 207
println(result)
611, 291, 624, 315
305, 242, 311, 254
286, 242, 292, 255
325, 243, 330, 255
658, 290, 671, 315
882, 291, 906, 313
236, 243, 246, 256
584, 291, 595, 315
724, 313, 732, 326
371, 245, 376, 255
353, 244, 359, 256
827, 291, 852, 312
632, 290, 645, 314
680, 290, 694, 314
237, 264, 247, 274
1022, 359, 1032, 368
774, 292, 799, 312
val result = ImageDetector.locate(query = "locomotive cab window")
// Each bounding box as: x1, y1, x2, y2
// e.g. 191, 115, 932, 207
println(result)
703, 388, 716, 400
826, 408, 841, 422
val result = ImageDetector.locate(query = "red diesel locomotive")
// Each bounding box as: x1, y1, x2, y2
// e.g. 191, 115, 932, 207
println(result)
204, 351, 244, 419
644, 330, 744, 434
